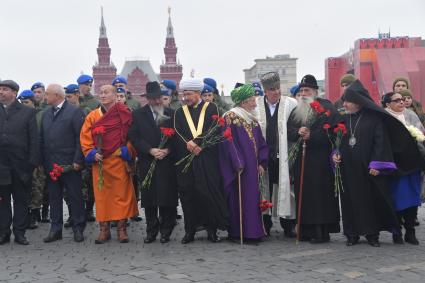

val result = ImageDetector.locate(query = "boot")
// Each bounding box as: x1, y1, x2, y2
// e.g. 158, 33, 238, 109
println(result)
28, 209, 39, 229
41, 205, 50, 223
117, 219, 129, 243
95, 222, 111, 244
404, 228, 419, 245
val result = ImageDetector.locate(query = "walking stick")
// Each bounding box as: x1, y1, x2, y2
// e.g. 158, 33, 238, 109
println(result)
296, 141, 307, 244
238, 171, 243, 245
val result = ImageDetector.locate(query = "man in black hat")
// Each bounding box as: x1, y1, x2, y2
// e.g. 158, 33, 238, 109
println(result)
0, 80, 39, 245
332, 80, 425, 247
287, 74, 341, 243
129, 81, 178, 243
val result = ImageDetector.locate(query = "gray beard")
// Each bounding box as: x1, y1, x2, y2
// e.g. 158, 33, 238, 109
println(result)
152, 105, 170, 125
292, 97, 314, 125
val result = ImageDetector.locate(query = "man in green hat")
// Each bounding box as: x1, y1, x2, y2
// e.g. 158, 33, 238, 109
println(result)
334, 74, 356, 110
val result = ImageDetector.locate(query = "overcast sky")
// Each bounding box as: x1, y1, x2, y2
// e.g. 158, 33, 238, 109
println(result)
1, 0, 424, 94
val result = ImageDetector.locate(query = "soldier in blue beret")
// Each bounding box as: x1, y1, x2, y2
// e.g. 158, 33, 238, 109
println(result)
252, 82, 264, 97
112, 76, 140, 111
31, 82, 48, 112
290, 84, 301, 99
77, 74, 99, 113
18, 90, 36, 108
201, 84, 215, 103
64, 84, 82, 108
203, 77, 230, 115
116, 87, 127, 104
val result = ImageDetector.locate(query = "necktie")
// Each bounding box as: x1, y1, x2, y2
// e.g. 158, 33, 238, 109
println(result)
53, 106, 60, 116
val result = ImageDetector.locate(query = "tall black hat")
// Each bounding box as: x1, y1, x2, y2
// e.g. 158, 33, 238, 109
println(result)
145, 81, 162, 99
299, 74, 318, 89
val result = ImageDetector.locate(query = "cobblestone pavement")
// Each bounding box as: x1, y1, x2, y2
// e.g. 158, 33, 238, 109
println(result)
2, 206, 425, 283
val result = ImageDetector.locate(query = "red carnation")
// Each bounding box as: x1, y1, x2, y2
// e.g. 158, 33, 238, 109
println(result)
93, 126, 106, 135
223, 127, 233, 141
323, 123, 331, 130
160, 127, 176, 137
334, 123, 347, 135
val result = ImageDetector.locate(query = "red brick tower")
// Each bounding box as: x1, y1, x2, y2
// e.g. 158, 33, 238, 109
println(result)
159, 8, 183, 89
92, 7, 117, 95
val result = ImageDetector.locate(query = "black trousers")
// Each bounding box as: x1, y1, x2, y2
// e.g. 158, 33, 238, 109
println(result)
0, 170, 30, 237
145, 206, 176, 237
47, 171, 86, 233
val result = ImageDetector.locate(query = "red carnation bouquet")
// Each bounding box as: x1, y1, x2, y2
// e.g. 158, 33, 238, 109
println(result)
92, 126, 106, 190
287, 101, 331, 169
175, 115, 232, 173
142, 127, 176, 189
323, 122, 347, 196
49, 163, 73, 181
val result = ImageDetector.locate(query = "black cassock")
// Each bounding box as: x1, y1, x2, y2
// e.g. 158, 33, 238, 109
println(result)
128, 105, 178, 237
339, 110, 399, 237
287, 98, 340, 238
173, 101, 228, 233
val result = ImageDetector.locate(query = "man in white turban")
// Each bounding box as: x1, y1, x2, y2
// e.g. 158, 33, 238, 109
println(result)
173, 78, 229, 244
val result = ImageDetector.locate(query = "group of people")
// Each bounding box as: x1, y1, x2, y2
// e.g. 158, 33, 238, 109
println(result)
0, 70, 424, 248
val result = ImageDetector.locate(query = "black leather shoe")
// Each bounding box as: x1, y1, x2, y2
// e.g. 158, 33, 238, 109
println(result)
14, 234, 29, 245
43, 231, 62, 243
131, 216, 142, 222
160, 235, 170, 243
74, 230, 84, 242
207, 231, 221, 243
144, 235, 156, 244
64, 217, 73, 229
367, 239, 380, 247
0, 234, 11, 245
346, 236, 359, 246
40, 217, 50, 223
392, 234, 404, 244
181, 233, 195, 244
405, 229, 419, 245
284, 229, 297, 238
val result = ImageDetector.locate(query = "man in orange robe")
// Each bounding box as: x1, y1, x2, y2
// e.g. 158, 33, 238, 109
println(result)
80, 85, 139, 244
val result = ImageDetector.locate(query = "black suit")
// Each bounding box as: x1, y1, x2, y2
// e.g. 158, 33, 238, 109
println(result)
0, 100, 39, 237
40, 100, 86, 233
128, 105, 178, 238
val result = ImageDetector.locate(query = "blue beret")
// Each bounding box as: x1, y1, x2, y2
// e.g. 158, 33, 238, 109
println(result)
201, 84, 214, 94
31, 82, 44, 91
161, 79, 177, 91
65, 84, 79, 94
18, 90, 34, 99
254, 88, 264, 96
252, 82, 262, 89
77, 74, 93, 85
161, 88, 171, 96
203, 78, 217, 90
116, 87, 126, 94
112, 76, 127, 86
290, 84, 300, 96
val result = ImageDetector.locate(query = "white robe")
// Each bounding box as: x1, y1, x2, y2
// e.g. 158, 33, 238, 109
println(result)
256, 95, 298, 218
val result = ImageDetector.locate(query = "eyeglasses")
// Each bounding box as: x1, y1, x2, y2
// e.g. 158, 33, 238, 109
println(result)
390, 98, 405, 103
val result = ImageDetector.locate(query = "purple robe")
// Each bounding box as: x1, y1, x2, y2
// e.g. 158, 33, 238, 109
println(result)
219, 111, 268, 239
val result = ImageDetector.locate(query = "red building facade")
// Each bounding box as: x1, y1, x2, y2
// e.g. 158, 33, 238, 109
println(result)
92, 8, 117, 95
92, 8, 183, 95
325, 34, 425, 104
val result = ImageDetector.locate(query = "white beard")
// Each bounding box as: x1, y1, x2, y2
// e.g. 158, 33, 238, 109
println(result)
292, 96, 314, 125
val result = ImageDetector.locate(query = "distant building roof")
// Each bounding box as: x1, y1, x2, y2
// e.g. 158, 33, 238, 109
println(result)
120, 60, 159, 81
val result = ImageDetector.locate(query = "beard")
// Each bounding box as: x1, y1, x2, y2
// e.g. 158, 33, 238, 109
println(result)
292, 96, 314, 125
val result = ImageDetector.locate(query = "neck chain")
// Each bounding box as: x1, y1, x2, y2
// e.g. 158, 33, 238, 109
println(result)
349, 113, 363, 148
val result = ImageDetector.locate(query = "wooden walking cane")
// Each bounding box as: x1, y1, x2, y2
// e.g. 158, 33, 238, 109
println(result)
238, 171, 243, 245
296, 141, 307, 244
